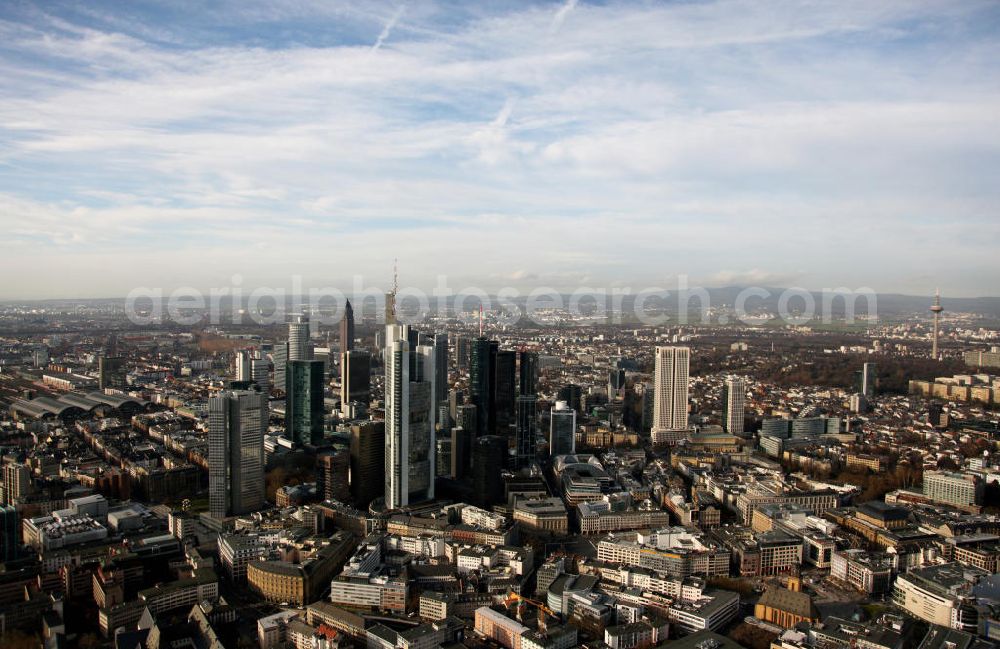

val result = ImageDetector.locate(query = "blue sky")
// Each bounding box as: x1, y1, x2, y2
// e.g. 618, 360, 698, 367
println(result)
1, 0, 998, 299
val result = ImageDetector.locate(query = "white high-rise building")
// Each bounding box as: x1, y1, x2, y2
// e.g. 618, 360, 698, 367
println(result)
288, 314, 313, 361
923, 471, 982, 507
861, 362, 876, 399
385, 336, 408, 510
652, 346, 690, 438
236, 348, 264, 381
723, 376, 746, 434
236, 349, 269, 392
384, 326, 436, 509
209, 390, 267, 518
235, 349, 253, 382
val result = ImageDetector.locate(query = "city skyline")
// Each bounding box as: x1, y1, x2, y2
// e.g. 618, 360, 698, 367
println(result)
1, 1, 998, 298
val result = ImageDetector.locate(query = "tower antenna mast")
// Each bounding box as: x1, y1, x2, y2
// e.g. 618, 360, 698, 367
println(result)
385, 259, 399, 325
930, 288, 944, 360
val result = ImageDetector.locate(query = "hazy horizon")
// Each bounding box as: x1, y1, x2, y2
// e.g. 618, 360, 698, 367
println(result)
3, 284, 998, 307
2, 0, 999, 299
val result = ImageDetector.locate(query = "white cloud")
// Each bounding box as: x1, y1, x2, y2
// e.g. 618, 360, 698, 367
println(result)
0, 0, 998, 298
706, 269, 802, 288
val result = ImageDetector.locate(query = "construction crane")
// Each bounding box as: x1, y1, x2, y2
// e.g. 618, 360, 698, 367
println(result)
504, 591, 557, 633
504, 591, 557, 618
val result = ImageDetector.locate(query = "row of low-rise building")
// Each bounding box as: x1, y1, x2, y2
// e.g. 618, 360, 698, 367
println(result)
577, 498, 672, 534
909, 374, 1000, 404
892, 563, 990, 634
246, 531, 356, 606
597, 529, 730, 578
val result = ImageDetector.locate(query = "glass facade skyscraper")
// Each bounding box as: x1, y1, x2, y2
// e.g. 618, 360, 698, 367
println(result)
384, 325, 436, 509
549, 401, 576, 456
470, 337, 498, 436
473, 435, 506, 508
350, 421, 385, 510
209, 390, 266, 518
341, 349, 371, 410
340, 299, 355, 353
515, 351, 539, 469
495, 350, 517, 434
286, 359, 325, 446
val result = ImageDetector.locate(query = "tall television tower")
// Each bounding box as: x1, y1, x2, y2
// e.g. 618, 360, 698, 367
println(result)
930, 289, 943, 360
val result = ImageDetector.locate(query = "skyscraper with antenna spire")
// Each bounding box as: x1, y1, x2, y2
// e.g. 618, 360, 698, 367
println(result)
385, 259, 398, 325
384, 318, 436, 508
340, 299, 354, 352
931, 289, 944, 360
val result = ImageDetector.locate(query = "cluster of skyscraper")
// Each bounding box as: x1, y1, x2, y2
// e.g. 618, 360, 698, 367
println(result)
466, 338, 540, 464
208, 294, 547, 518
210, 311, 338, 518
207, 304, 758, 520
381, 306, 542, 509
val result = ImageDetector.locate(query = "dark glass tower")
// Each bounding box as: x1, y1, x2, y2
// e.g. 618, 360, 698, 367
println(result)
285, 359, 326, 445
495, 350, 517, 434
433, 333, 449, 409
473, 435, 506, 508
98, 356, 127, 390
451, 426, 473, 479
350, 421, 385, 509
549, 402, 577, 456
318, 449, 350, 502
519, 351, 538, 395
470, 338, 498, 436
456, 336, 472, 371
558, 383, 583, 413
340, 299, 355, 352
515, 351, 539, 469
340, 349, 371, 409
406, 326, 422, 377
0, 505, 18, 562
456, 403, 477, 436
608, 367, 626, 396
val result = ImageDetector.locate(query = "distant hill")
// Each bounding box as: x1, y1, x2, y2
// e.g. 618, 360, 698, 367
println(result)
5, 287, 1000, 320
686, 287, 1000, 319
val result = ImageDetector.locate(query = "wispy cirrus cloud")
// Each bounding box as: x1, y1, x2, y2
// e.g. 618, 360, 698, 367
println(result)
550, 0, 578, 33
0, 0, 998, 298
372, 5, 405, 50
